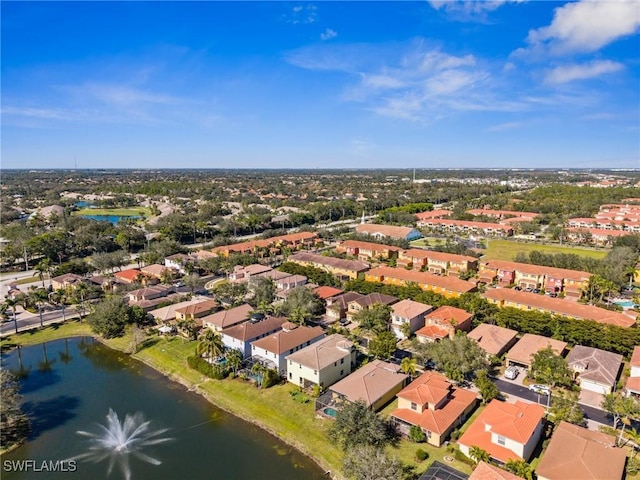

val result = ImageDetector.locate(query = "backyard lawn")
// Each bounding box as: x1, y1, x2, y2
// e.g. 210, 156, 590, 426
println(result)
73, 207, 153, 217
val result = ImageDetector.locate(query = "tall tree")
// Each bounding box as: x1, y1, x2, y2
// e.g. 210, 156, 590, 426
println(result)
248, 277, 275, 309
4, 297, 20, 334
86, 296, 132, 338
400, 357, 417, 378
475, 370, 499, 404
530, 346, 573, 388
342, 445, 404, 480
353, 304, 392, 334
469, 446, 490, 465
505, 460, 533, 480
0, 370, 30, 448
280, 286, 324, 325
418, 334, 488, 383
368, 331, 398, 360
328, 400, 392, 450
602, 392, 640, 445
549, 390, 584, 425
196, 330, 225, 360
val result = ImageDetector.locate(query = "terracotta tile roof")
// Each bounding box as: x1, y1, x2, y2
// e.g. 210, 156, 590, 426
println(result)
313, 286, 344, 300
367, 266, 477, 294
469, 462, 522, 480
222, 316, 287, 341
458, 400, 544, 463
356, 223, 420, 240
174, 299, 218, 317
400, 248, 478, 264
396, 371, 453, 406
425, 306, 472, 326
467, 324, 518, 357
212, 232, 317, 254
288, 252, 370, 273
535, 421, 626, 480
286, 334, 353, 370
566, 346, 622, 388
339, 240, 402, 252
567, 227, 631, 238
483, 289, 636, 328
415, 209, 452, 220
626, 376, 640, 393
202, 304, 253, 329
149, 297, 211, 322
140, 264, 169, 277
631, 346, 640, 367
391, 299, 433, 319
251, 325, 324, 355
415, 324, 451, 340
330, 359, 407, 408
391, 382, 476, 435
481, 260, 592, 282
506, 334, 567, 366
113, 269, 144, 282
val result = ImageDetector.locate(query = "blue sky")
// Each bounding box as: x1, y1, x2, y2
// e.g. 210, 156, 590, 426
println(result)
2, 1, 639, 169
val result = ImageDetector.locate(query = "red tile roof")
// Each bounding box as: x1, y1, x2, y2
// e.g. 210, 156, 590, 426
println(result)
535, 421, 626, 480
631, 346, 640, 367
391, 299, 433, 319
288, 252, 370, 273
470, 462, 522, 480
483, 289, 636, 328
391, 372, 477, 435
415, 324, 451, 340
356, 223, 419, 240
367, 266, 477, 294
415, 209, 453, 220
481, 260, 592, 282
420, 219, 513, 231
425, 306, 472, 326
339, 240, 402, 252
313, 286, 344, 300
114, 269, 144, 282
458, 400, 544, 463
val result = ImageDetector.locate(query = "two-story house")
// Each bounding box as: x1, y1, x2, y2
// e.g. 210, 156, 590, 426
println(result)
336, 240, 402, 262
415, 306, 473, 343
391, 371, 477, 447
325, 292, 364, 323
250, 324, 325, 375
390, 299, 433, 340
174, 299, 218, 321
458, 399, 545, 463
164, 253, 196, 275
286, 334, 356, 389
346, 293, 398, 322
202, 303, 253, 332
397, 249, 478, 277
221, 316, 286, 358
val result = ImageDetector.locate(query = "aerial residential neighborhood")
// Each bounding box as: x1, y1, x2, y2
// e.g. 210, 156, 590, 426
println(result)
1, 1, 639, 479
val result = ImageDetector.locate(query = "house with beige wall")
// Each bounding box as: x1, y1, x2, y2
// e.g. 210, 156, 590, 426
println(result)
286, 334, 356, 389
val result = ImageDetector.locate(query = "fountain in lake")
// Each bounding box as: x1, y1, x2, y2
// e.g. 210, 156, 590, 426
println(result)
72, 409, 171, 480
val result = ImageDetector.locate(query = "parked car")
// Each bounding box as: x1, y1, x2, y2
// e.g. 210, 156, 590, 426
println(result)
173, 281, 185, 287
504, 366, 519, 380
528, 384, 550, 395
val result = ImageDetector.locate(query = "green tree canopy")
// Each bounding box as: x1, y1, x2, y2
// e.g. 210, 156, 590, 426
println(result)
529, 346, 573, 388
353, 304, 392, 334
418, 334, 488, 383
86, 296, 135, 338
368, 331, 398, 360
0, 369, 30, 448
328, 400, 392, 450
342, 445, 404, 480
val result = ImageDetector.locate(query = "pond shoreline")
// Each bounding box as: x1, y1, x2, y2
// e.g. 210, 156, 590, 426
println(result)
1, 331, 341, 479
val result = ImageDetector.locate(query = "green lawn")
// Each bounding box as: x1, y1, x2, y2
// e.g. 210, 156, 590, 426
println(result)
1, 323, 483, 477
73, 207, 153, 217
481, 239, 609, 262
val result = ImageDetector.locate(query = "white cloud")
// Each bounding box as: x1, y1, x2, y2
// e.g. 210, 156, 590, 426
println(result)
487, 121, 526, 132
428, 0, 525, 20
79, 83, 183, 106
286, 5, 317, 24
545, 60, 624, 84
320, 28, 337, 41
524, 0, 640, 55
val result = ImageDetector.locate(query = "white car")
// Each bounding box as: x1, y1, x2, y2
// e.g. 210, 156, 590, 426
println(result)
528, 384, 550, 395
504, 366, 519, 380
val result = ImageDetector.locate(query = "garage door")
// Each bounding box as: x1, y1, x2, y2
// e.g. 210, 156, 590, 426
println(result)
580, 379, 610, 395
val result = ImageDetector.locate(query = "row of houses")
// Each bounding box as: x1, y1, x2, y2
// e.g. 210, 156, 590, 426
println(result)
209, 232, 318, 257
483, 288, 637, 328
478, 259, 592, 297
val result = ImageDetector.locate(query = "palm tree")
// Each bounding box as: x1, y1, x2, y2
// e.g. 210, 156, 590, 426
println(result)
468, 445, 490, 466
51, 288, 68, 322
400, 357, 417, 379
196, 330, 225, 360
29, 288, 48, 328
75, 282, 89, 319
33, 259, 52, 288
4, 297, 20, 334
505, 459, 533, 480
226, 348, 243, 374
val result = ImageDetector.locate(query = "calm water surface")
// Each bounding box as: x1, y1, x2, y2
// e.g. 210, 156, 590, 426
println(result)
1, 337, 326, 480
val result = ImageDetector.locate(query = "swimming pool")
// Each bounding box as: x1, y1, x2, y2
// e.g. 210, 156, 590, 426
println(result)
615, 300, 637, 308
322, 407, 337, 418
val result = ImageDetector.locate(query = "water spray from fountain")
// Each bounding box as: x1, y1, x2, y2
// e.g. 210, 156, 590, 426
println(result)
71, 409, 172, 480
